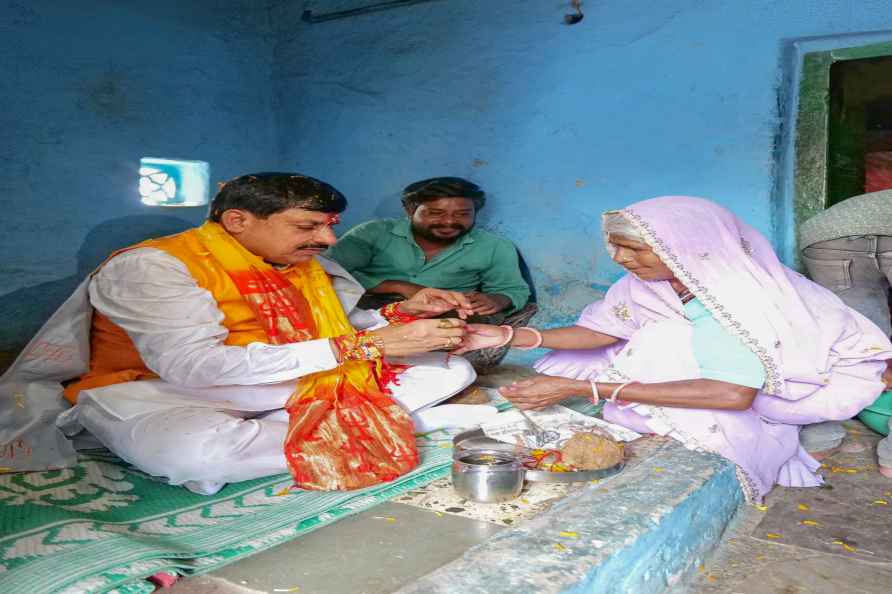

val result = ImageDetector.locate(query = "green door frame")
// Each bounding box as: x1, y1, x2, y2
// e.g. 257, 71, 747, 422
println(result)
794, 41, 892, 238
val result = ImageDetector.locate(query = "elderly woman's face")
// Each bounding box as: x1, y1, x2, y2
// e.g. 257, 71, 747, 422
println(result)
608, 234, 675, 281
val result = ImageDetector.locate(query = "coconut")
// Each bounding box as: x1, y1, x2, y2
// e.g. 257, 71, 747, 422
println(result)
559, 432, 624, 470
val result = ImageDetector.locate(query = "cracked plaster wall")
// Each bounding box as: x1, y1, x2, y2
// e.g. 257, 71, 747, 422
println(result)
273, 0, 892, 326
0, 0, 278, 349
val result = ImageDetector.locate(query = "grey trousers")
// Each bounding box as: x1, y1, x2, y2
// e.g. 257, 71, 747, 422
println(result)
803, 236, 892, 465
802, 236, 892, 336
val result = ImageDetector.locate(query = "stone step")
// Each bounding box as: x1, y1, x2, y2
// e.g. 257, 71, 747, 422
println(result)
396, 441, 742, 594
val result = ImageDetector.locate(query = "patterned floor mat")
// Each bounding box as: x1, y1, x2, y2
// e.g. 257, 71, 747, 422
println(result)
0, 435, 455, 594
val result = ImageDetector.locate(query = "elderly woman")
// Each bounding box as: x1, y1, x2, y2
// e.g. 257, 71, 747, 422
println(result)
459, 197, 892, 501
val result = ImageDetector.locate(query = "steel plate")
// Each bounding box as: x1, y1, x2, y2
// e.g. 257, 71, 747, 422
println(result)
452, 429, 625, 483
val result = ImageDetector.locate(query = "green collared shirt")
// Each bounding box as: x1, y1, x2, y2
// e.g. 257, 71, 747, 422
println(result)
326, 219, 530, 311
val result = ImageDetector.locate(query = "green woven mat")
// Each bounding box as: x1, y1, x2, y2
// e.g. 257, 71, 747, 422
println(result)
0, 435, 455, 594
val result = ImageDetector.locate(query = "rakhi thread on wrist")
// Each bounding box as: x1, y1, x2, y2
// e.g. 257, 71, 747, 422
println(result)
380, 301, 419, 324
514, 326, 543, 350
332, 331, 385, 361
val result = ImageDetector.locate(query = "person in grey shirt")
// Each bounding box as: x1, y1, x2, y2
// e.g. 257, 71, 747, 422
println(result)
800, 188, 892, 334
800, 188, 892, 475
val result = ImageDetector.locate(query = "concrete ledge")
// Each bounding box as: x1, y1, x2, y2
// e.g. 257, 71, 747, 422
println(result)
397, 441, 743, 594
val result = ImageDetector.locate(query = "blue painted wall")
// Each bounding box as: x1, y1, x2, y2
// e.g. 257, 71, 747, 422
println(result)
0, 0, 277, 349
273, 0, 892, 324
4, 1, 892, 350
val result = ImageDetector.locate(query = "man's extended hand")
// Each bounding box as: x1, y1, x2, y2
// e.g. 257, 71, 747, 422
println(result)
370, 318, 468, 357
467, 292, 511, 316
400, 288, 475, 319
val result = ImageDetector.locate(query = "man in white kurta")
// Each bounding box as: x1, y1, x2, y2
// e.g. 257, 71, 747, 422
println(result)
18, 173, 494, 495
57, 252, 480, 494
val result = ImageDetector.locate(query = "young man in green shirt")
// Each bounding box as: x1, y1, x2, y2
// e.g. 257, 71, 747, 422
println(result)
326, 177, 535, 370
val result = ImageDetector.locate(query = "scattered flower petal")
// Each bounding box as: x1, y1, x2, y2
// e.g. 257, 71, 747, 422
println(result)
842, 543, 856, 552
434, 512, 444, 517
274, 488, 291, 497
653, 467, 665, 473
273, 587, 300, 593
698, 564, 706, 573
755, 504, 768, 512
797, 503, 810, 511
800, 520, 820, 527
373, 516, 397, 523
766, 533, 783, 539
872, 500, 888, 505
830, 466, 859, 474
832, 539, 857, 552
559, 531, 578, 538
553, 543, 568, 552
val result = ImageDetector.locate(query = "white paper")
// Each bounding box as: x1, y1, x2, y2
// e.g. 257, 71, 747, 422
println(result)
480, 405, 642, 450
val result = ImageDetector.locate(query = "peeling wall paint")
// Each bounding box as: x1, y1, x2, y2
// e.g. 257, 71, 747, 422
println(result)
0, 0, 278, 349
272, 0, 892, 325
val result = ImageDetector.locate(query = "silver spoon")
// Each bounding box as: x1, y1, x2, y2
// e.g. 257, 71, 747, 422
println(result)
513, 406, 560, 447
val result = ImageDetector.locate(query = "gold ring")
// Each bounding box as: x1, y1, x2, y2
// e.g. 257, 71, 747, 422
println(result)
437, 319, 454, 329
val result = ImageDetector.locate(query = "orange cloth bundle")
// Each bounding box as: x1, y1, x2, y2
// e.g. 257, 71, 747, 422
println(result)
197, 222, 419, 490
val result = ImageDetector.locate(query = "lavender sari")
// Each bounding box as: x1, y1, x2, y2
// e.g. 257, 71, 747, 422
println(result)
535, 197, 892, 502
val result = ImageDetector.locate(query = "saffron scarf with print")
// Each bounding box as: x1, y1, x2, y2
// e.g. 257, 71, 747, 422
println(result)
197, 222, 418, 490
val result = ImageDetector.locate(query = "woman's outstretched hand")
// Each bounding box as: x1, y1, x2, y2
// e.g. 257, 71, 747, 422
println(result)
498, 374, 580, 410
452, 324, 512, 354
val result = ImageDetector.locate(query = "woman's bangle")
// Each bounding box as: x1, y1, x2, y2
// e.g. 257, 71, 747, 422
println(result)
496, 325, 515, 347
514, 327, 544, 350
608, 381, 637, 403
380, 301, 419, 324
589, 379, 600, 405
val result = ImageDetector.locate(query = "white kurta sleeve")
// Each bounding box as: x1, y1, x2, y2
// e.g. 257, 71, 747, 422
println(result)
88, 248, 340, 387
347, 307, 388, 331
